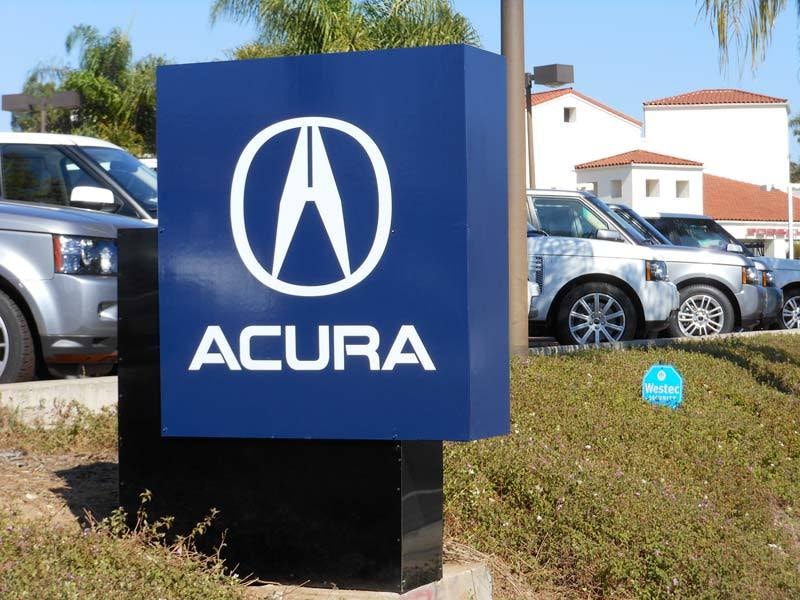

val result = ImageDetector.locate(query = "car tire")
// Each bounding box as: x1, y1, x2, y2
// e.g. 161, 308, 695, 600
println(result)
0, 290, 35, 383
554, 282, 637, 345
778, 287, 800, 330
668, 284, 734, 338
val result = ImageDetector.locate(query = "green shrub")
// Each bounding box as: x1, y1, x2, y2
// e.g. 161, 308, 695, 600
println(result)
446, 334, 800, 598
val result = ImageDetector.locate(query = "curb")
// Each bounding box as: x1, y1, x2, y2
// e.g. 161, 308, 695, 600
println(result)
528, 328, 800, 356
0, 376, 117, 426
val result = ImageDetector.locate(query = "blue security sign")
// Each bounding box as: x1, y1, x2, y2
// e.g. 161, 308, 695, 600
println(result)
642, 365, 683, 409
156, 45, 509, 441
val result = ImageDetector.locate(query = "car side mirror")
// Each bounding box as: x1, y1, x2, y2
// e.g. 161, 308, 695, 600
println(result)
70, 186, 115, 206
726, 243, 744, 253
596, 229, 625, 242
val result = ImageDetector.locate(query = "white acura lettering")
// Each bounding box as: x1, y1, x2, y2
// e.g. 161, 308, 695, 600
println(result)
188, 325, 436, 372
188, 325, 241, 371
240, 326, 282, 371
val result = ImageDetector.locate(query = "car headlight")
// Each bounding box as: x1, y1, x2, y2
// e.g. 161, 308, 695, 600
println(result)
53, 235, 117, 275
646, 260, 669, 282
761, 269, 775, 287
742, 266, 759, 286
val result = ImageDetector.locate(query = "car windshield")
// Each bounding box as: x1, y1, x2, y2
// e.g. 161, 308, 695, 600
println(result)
610, 205, 671, 245
579, 192, 650, 245
81, 146, 158, 212
648, 217, 752, 256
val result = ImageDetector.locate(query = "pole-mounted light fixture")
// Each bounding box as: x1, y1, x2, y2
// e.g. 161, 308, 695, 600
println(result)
525, 64, 574, 188
2, 91, 81, 133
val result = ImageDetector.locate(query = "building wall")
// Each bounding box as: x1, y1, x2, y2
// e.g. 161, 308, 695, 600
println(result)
575, 166, 631, 203
721, 221, 797, 258
644, 104, 790, 190
577, 165, 703, 216
528, 93, 642, 190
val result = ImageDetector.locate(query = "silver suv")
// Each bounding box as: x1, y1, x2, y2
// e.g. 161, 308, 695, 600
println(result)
527, 190, 679, 345
0, 200, 152, 382
610, 204, 779, 336
647, 214, 796, 329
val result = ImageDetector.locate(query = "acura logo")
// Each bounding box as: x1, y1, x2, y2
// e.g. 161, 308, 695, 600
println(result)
230, 117, 392, 297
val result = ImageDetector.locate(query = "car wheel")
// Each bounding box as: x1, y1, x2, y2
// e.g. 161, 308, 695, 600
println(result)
779, 288, 800, 330
0, 290, 35, 383
668, 285, 734, 338
555, 282, 637, 345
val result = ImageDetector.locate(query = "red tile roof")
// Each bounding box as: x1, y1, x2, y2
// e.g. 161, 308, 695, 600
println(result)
704, 174, 800, 222
530, 87, 642, 126
644, 89, 787, 106
575, 150, 703, 170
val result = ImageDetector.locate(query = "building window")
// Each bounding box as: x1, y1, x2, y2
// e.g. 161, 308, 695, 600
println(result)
646, 179, 660, 198
579, 182, 597, 194
610, 179, 623, 198
676, 180, 690, 198
563, 107, 576, 123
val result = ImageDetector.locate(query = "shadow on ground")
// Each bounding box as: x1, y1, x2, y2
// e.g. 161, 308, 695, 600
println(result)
51, 461, 119, 524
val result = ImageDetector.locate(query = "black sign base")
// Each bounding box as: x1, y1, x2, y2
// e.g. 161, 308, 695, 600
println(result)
117, 228, 443, 593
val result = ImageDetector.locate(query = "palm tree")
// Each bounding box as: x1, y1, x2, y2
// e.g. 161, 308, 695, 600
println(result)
14, 25, 167, 155
698, 0, 794, 68
210, 0, 478, 59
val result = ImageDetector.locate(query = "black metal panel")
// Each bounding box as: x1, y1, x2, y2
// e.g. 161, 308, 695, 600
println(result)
117, 228, 442, 592
401, 440, 444, 592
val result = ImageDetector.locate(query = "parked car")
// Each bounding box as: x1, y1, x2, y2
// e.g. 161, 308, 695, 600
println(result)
0, 132, 157, 220
0, 200, 153, 382
646, 214, 800, 330
609, 204, 781, 335
139, 157, 158, 171
526, 190, 679, 345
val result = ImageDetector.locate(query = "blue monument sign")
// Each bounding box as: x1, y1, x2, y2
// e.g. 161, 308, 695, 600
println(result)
642, 364, 684, 409
156, 46, 509, 440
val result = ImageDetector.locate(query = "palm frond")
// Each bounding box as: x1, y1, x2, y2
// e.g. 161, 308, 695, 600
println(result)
698, 0, 788, 70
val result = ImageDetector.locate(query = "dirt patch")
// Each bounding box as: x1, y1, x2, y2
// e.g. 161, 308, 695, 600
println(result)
0, 450, 118, 527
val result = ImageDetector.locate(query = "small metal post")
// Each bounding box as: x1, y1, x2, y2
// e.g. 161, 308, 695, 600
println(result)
525, 73, 535, 189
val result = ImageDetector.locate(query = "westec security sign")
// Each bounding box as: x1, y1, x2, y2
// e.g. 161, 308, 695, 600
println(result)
156, 46, 509, 440
642, 365, 683, 409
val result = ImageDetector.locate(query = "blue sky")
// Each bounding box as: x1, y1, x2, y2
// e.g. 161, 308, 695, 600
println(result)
0, 0, 797, 156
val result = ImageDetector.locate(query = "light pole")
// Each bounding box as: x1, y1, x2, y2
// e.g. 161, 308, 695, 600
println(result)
2, 91, 80, 133
525, 64, 574, 188
501, 0, 528, 357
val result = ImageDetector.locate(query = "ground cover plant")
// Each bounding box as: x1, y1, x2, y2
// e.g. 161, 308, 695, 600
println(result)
446, 333, 800, 598
0, 495, 245, 599
2, 333, 800, 597
0, 402, 117, 455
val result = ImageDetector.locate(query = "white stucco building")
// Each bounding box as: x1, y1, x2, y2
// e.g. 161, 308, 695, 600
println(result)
525, 86, 796, 257
575, 149, 704, 216
705, 174, 800, 257
526, 88, 642, 190
642, 90, 791, 191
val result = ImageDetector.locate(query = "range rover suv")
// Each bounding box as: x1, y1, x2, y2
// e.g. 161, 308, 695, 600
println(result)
647, 214, 798, 330
0, 200, 153, 382
0, 132, 157, 220
527, 190, 679, 345
610, 204, 780, 335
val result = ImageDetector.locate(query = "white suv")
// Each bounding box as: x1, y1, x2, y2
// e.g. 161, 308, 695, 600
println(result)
527, 189, 679, 345
0, 132, 157, 220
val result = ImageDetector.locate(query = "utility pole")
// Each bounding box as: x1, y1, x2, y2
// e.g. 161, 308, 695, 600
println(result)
502, 0, 529, 357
